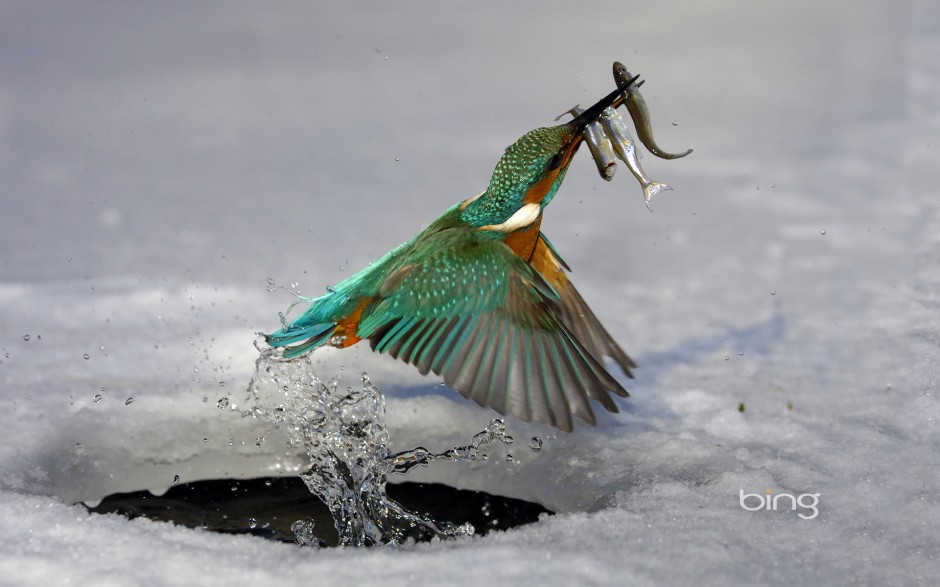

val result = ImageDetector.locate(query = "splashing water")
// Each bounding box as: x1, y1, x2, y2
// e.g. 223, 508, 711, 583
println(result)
245, 345, 514, 546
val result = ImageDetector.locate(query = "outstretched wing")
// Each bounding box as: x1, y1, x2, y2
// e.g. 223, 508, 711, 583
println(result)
355, 228, 627, 432
529, 233, 637, 378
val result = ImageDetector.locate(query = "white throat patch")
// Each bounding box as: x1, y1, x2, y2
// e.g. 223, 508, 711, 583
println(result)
479, 202, 541, 233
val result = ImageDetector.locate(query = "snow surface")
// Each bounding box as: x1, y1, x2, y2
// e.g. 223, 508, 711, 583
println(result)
1, 1, 939, 585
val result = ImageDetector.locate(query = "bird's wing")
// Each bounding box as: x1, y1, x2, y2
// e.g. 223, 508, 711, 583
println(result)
529, 233, 637, 378
355, 229, 627, 431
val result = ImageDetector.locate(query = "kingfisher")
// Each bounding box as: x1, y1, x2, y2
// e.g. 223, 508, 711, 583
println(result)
266, 80, 641, 432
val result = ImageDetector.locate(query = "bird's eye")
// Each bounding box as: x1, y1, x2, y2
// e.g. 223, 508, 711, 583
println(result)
547, 153, 562, 171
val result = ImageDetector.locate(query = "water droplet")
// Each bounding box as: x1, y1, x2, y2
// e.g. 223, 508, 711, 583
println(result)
771, 290, 776, 295
266, 277, 276, 286
124, 397, 134, 405
248, 518, 258, 529
93, 394, 102, 402
326, 285, 336, 294
173, 474, 180, 484
218, 381, 225, 387
505, 454, 514, 463
528, 437, 543, 452
820, 229, 827, 236
217, 397, 229, 409
22, 334, 30, 342
771, 183, 776, 189
724, 356, 730, 361
83, 353, 90, 360
738, 352, 744, 356
756, 185, 761, 191
394, 156, 400, 162
672, 120, 678, 126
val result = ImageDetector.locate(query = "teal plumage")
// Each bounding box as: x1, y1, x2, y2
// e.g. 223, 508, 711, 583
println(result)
460, 126, 572, 228
267, 85, 638, 431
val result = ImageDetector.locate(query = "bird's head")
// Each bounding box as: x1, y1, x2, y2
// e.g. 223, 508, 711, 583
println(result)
467, 76, 639, 226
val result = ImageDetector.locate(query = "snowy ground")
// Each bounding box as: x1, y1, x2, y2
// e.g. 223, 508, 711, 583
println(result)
1, 1, 938, 585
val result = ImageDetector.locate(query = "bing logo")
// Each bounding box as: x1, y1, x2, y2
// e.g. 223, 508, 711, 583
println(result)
739, 489, 820, 520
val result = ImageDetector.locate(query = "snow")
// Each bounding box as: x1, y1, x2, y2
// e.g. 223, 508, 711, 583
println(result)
1, 0, 939, 585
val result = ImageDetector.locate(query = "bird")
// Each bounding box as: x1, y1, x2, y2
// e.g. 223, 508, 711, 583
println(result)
266, 81, 640, 432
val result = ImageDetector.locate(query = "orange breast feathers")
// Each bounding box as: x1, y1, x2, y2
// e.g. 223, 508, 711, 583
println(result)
503, 215, 543, 261
528, 233, 570, 291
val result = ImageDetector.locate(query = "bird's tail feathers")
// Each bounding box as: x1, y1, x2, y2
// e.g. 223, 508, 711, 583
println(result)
265, 321, 336, 359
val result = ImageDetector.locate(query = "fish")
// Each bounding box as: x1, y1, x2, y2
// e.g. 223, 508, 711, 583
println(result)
599, 106, 672, 210
559, 105, 617, 181
613, 61, 693, 160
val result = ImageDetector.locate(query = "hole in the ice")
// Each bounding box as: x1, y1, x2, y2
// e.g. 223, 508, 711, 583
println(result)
85, 477, 553, 547
81, 346, 557, 546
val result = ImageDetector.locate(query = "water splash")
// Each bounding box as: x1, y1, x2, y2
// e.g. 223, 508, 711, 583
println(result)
386, 418, 514, 474
266, 278, 317, 329
246, 346, 481, 546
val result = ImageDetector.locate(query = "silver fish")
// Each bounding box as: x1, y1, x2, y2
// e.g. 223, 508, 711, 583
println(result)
600, 106, 672, 210
563, 105, 617, 181
613, 61, 693, 160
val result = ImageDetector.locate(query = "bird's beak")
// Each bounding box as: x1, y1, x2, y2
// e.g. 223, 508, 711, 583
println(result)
567, 73, 640, 135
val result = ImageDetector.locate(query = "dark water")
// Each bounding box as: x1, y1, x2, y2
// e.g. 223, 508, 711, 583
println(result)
86, 477, 552, 547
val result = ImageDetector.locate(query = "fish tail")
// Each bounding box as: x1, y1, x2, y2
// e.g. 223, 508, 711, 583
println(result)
643, 182, 673, 211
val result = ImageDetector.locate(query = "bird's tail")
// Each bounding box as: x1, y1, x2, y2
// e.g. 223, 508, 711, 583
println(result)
265, 321, 336, 359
